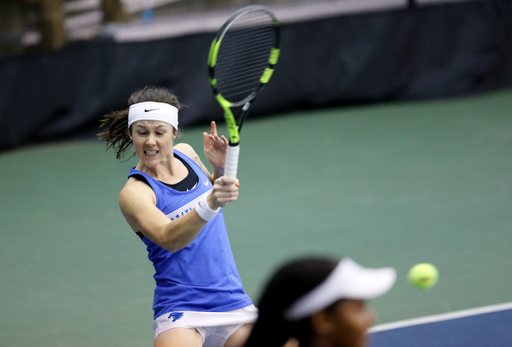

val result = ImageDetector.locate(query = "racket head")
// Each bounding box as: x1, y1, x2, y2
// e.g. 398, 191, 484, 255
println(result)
208, 5, 280, 144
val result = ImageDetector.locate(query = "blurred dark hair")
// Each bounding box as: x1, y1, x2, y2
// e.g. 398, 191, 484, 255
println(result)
97, 86, 182, 160
245, 257, 338, 347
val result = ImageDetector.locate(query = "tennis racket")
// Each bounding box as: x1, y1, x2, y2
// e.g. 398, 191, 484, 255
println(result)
208, 5, 280, 179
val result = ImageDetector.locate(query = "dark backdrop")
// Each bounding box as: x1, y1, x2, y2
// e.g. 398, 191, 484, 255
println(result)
0, 0, 511, 150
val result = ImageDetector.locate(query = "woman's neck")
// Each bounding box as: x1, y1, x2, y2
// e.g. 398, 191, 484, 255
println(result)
136, 153, 188, 184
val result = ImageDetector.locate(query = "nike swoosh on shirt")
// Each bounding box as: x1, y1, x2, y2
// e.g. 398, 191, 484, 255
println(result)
204, 180, 209, 186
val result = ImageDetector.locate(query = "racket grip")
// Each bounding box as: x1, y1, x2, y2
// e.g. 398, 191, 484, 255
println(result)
225, 144, 240, 179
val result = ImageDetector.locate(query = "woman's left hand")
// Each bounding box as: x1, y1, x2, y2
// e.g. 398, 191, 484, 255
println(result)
203, 121, 228, 169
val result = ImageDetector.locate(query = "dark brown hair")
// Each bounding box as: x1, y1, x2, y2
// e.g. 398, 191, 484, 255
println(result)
244, 257, 338, 347
98, 86, 182, 160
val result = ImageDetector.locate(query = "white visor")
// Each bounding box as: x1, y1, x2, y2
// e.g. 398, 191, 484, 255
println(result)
283, 258, 396, 321
128, 101, 179, 130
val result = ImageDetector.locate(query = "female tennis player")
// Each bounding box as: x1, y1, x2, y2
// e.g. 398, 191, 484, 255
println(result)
244, 256, 396, 347
98, 86, 257, 347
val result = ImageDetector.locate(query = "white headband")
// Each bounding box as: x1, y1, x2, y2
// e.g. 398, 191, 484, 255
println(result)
128, 101, 179, 130
283, 258, 396, 321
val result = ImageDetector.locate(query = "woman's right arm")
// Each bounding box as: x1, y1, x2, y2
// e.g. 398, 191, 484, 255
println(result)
119, 177, 239, 253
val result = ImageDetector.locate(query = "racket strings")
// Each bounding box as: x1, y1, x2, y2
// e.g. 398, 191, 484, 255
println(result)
217, 62, 271, 87
214, 12, 276, 103
217, 29, 274, 68
216, 34, 274, 72
216, 40, 274, 101
220, 29, 274, 53
217, 39, 274, 72
218, 42, 273, 70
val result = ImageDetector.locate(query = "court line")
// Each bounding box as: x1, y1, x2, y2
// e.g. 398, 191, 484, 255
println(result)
369, 302, 512, 333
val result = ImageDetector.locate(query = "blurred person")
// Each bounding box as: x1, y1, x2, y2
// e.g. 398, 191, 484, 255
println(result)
102, 0, 128, 22
98, 86, 256, 347
244, 256, 396, 347
39, 0, 65, 50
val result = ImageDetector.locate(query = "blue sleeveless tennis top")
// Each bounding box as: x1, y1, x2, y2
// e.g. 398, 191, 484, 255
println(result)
128, 149, 252, 319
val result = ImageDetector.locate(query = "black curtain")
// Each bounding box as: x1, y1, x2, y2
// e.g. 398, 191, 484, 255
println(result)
0, 0, 510, 150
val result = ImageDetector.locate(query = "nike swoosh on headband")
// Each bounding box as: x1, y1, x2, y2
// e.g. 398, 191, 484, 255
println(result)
128, 102, 179, 130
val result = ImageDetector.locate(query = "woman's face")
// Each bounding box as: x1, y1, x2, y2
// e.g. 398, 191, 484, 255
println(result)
322, 299, 375, 347
131, 120, 175, 167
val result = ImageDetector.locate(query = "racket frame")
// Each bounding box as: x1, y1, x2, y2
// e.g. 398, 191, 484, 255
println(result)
208, 5, 280, 177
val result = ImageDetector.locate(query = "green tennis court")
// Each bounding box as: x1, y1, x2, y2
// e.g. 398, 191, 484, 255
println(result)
1, 89, 511, 347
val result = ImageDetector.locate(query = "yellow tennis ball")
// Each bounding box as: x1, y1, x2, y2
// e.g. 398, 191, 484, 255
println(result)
408, 263, 438, 289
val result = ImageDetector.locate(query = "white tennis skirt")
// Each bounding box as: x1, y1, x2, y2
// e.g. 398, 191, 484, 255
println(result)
153, 304, 258, 344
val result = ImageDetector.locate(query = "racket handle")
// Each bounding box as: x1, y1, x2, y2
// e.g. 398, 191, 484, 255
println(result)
225, 144, 240, 179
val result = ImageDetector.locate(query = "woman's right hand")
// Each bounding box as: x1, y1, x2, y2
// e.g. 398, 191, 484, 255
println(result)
208, 176, 240, 209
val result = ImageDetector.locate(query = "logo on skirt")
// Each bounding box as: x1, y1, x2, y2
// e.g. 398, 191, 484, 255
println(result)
168, 312, 184, 322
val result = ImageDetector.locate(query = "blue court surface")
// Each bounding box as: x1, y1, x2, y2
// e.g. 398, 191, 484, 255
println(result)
370, 303, 512, 347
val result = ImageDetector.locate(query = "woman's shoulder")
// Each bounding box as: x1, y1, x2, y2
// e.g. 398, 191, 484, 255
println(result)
174, 142, 196, 157
119, 177, 155, 205
174, 143, 202, 165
